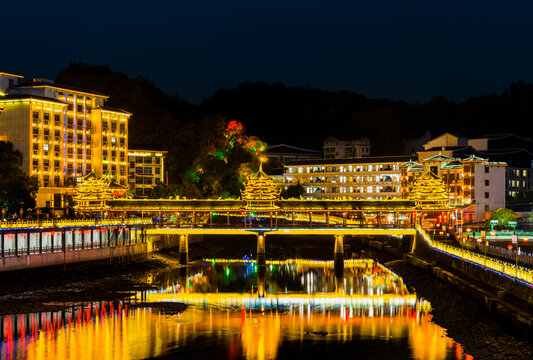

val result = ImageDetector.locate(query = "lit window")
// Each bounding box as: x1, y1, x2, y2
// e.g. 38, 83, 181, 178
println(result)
43, 144, 49, 151
111, 136, 116, 143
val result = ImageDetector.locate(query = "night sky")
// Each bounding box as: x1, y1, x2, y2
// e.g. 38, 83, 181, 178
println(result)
2, 0, 533, 103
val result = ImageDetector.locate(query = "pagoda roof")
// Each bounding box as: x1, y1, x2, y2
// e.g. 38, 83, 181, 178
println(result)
441, 160, 463, 170
400, 160, 422, 167
423, 153, 456, 162
462, 154, 487, 162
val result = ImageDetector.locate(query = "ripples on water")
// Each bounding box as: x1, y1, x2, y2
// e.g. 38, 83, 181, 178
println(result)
0, 259, 473, 360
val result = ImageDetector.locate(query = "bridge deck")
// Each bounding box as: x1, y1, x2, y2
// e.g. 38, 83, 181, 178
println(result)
146, 227, 416, 237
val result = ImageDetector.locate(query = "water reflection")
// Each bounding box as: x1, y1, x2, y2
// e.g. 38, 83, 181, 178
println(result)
0, 259, 473, 360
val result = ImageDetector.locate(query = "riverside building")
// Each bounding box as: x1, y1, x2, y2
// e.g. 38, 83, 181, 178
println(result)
284, 156, 415, 200
128, 145, 167, 197
0, 72, 130, 209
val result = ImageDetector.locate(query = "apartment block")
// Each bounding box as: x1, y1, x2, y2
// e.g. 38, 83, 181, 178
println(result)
0, 72, 130, 208
128, 146, 167, 197
323, 136, 371, 159
284, 156, 415, 199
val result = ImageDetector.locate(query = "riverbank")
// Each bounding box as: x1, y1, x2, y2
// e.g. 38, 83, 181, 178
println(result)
345, 240, 533, 360
0, 253, 180, 315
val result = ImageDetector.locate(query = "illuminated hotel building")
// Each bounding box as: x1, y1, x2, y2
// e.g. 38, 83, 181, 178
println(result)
284, 156, 415, 200
128, 146, 167, 197
0, 72, 130, 208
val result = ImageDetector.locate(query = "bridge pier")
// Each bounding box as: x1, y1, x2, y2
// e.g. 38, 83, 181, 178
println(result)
334, 234, 344, 278
179, 234, 188, 265
257, 234, 266, 288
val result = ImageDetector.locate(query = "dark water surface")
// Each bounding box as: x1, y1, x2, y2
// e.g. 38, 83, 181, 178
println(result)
0, 259, 472, 360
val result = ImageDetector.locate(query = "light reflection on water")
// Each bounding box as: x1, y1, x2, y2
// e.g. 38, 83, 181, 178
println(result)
0, 260, 473, 360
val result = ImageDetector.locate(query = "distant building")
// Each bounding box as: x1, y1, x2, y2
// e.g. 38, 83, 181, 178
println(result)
267, 144, 322, 168
284, 155, 415, 200
323, 136, 371, 159
419, 133, 533, 199
0, 72, 130, 209
128, 145, 167, 198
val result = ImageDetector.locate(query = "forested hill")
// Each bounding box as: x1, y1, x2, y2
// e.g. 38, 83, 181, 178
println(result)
201, 81, 533, 154
55, 62, 533, 167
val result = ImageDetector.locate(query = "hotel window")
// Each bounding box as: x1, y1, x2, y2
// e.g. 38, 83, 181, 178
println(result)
485, 180, 489, 186
144, 157, 152, 164
136, 157, 143, 164
524, 170, 528, 177
68, 104, 73, 111
155, 157, 161, 164
103, 121, 108, 130
103, 137, 108, 146
120, 138, 125, 146
67, 118, 73, 129
54, 114, 61, 126
103, 164, 108, 171
43, 144, 49, 152
484, 192, 489, 199
43, 113, 50, 123
77, 105, 83, 112
144, 167, 152, 175
485, 167, 489, 174
77, 119, 83, 128
119, 124, 125, 133
33, 128, 39, 135
155, 167, 161, 175
33, 111, 39, 120
111, 136, 116, 144
111, 122, 117, 131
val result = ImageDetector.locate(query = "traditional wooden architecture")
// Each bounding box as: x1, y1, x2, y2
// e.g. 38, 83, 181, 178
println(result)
73, 172, 114, 212
240, 163, 281, 209
409, 170, 450, 209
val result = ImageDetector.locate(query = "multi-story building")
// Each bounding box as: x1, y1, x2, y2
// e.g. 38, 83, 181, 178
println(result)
128, 146, 167, 197
420, 132, 533, 199
284, 156, 415, 199
323, 136, 371, 159
401, 154, 506, 222
0, 72, 130, 208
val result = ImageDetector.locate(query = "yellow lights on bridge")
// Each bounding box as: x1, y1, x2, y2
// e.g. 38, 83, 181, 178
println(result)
417, 225, 533, 286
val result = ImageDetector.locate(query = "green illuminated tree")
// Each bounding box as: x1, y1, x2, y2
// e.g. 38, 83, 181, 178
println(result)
0, 141, 38, 217
490, 208, 518, 228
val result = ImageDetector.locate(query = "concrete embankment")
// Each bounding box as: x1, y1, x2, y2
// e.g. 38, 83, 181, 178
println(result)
1, 244, 148, 272
363, 236, 533, 330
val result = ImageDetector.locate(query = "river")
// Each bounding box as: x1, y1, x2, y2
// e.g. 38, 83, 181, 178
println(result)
0, 258, 472, 360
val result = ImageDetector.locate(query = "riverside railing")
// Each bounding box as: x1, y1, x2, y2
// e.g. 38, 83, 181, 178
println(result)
416, 225, 533, 286
0, 218, 154, 230
475, 243, 533, 268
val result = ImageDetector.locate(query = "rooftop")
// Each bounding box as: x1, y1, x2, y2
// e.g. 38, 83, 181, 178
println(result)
14, 81, 108, 98
268, 144, 322, 154
0, 94, 68, 105
285, 155, 416, 166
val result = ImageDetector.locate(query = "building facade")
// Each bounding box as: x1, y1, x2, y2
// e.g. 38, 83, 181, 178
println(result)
284, 156, 415, 200
0, 73, 130, 208
323, 136, 371, 159
419, 132, 533, 200
401, 154, 506, 222
128, 147, 167, 197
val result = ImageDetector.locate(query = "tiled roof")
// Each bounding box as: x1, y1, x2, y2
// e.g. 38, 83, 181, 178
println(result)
285, 155, 416, 166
